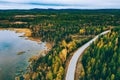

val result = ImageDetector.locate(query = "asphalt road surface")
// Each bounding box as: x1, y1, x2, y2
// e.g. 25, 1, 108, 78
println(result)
66, 30, 110, 80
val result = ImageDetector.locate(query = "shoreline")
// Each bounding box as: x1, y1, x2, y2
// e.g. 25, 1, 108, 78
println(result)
0, 28, 41, 43
0, 28, 31, 37
0, 28, 53, 52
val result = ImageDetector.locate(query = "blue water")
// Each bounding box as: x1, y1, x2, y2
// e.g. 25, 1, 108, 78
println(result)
0, 30, 46, 80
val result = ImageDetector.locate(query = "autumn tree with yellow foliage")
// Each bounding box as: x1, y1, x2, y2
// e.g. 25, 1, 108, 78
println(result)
80, 27, 120, 80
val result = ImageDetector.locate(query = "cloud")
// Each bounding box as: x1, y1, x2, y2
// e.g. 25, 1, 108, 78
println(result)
0, 0, 120, 9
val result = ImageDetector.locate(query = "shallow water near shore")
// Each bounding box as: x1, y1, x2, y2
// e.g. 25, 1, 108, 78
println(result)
0, 30, 46, 80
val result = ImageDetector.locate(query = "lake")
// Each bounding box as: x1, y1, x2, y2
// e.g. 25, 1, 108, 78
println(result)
0, 30, 46, 80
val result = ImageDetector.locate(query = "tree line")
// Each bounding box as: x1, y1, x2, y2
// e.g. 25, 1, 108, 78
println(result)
80, 27, 120, 80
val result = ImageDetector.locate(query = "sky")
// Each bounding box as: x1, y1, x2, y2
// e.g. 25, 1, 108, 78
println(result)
0, 0, 120, 9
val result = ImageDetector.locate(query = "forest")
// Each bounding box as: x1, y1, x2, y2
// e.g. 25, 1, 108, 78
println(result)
80, 27, 120, 80
0, 9, 120, 80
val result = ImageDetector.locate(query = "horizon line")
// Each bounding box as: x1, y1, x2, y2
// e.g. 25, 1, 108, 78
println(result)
0, 8, 120, 10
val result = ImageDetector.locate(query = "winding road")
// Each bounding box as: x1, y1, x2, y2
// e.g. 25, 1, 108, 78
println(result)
66, 30, 111, 80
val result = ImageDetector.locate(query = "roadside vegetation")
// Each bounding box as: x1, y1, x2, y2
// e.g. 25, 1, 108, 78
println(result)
80, 27, 120, 80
